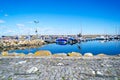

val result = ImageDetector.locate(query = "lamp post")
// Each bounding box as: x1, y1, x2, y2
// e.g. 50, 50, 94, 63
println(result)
34, 20, 39, 39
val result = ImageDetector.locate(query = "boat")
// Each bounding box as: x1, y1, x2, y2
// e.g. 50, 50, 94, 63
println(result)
56, 38, 67, 45
68, 37, 78, 44
96, 36, 105, 40
114, 35, 119, 40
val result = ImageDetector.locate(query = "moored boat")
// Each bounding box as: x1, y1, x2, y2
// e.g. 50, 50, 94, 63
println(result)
68, 37, 78, 44
56, 38, 67, 45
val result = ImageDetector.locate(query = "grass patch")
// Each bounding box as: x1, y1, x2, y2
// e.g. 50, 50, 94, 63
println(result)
0, 61, 2, 64
62, 77, 65, 80
8, 77, 12, 80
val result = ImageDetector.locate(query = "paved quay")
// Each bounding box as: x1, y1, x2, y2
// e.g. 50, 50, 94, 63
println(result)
0, 56, 120, 80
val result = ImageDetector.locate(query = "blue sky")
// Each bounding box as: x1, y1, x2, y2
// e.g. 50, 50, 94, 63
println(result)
0, 0, 120, 36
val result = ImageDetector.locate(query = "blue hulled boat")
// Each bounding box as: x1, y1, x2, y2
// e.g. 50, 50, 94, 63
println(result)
56, 38, 67, 45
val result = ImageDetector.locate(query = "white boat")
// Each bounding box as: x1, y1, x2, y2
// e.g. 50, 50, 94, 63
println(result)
96, 36, 105, 40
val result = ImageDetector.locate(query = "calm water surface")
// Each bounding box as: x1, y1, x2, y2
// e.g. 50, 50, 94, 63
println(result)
7, 40, 120, 55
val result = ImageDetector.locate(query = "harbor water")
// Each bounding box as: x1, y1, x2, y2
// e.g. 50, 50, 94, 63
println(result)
7, 40, 120, 55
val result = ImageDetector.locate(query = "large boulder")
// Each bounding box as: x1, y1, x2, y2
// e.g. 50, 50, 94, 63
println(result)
1, 51, 8, 56
68, 52, 82, 57
17, 53, 26, 56
96, 53, 107, 57
34, 50, 51, 56
84, 53, 93, 57
26, 67, 38, 74
28, 53, 34, 56
117, 54, 120, 56
53, 53, 67, 57
8, 52, 18, 56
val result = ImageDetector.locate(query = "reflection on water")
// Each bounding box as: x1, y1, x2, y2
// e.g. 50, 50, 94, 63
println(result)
1, 40, 120, 55
77, 44, 81, 50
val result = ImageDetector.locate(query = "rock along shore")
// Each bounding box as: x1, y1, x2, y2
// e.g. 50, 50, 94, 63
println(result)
0, 56, 120, 80
0, 39, 45, 51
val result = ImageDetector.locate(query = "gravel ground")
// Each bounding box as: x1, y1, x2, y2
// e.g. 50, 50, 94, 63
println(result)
0, 56, 120, 80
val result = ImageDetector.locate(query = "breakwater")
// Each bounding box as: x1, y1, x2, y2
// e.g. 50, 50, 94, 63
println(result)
0, 39, 45, 51
1, 50, 118, 57
0, 56, 120, 80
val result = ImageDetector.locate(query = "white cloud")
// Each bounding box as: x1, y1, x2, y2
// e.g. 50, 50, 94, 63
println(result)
7, 30, 14, 33
37, 27, 56, 35
16, 24, 25, 27
4, 14, 8, 16
3, 29, 18, 36
0, 20, 5, 23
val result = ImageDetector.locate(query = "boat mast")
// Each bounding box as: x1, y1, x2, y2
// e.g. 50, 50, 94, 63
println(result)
81, 27, 82, 37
